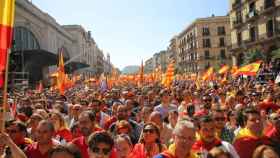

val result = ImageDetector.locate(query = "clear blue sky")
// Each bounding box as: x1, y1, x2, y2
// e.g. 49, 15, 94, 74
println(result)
31, 0, 229, 70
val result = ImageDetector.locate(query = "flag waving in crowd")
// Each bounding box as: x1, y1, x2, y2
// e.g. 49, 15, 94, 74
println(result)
0, 0, 15, 88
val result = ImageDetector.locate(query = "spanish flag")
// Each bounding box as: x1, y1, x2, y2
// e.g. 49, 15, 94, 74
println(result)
231, 65, 239, 77
0, 0, 15, 87
218, 65, 229, 74
202, 67, 214, 81
57, 52, 65, 95
237, 60, 262, 76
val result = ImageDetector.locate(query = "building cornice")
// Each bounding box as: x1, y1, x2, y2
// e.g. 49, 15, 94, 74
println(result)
16, 0, 74, 42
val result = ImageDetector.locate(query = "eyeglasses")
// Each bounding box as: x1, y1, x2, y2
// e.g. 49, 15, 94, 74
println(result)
91, 147, 111, 155
175, 134, 194, 143
214, 117, 225, 122
143, 128, 156, 134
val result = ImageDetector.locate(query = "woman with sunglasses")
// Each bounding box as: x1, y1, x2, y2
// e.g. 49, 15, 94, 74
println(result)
132, 123, 166, 158
88, 131, 117, 158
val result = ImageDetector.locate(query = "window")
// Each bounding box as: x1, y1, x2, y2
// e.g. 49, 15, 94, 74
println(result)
12, 27, 40, 51
220, 49, 226, 59
250, 26, 257, 42
237, 32, 242, 45
204, 50, 210, 59
249, 2, 256, 12
219, 37, 225, 47
265, 0, 275, 9
267, 19, 274, 37
203, 39, 211, 48
202, 27, 210, 36
217, 26, 226, 35
235, 11, 243, 24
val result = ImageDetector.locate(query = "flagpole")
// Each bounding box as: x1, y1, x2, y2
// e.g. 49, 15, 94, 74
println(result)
1, 48, 11, 132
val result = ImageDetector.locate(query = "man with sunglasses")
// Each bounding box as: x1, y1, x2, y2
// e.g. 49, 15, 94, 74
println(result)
212, 108, 234, 143
5, 120, 33, 150
88, 131, 116, 158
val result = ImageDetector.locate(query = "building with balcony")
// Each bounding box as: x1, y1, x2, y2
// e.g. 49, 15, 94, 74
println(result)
229, 0, 280, 66
177, 15, 232, 73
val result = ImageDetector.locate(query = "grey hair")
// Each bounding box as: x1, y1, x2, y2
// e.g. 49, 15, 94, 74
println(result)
173, 120, 195, 135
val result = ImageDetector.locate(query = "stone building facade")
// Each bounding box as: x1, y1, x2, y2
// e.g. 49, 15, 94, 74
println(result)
229, 0, 280, 66
177, 16, 232, 73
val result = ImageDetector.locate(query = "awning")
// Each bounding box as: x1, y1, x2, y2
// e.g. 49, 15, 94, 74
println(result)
74, 67, 96, 74
65, 61, 90, 73
12, 49, 58, 66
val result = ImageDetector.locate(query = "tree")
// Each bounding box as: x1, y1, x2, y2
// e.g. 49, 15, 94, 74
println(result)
244, 49, 265, 65
271, 48, 280, 60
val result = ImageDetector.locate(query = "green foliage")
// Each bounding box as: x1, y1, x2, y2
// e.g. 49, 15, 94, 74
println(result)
271, 48, 280, 60
244, 49, 265, 65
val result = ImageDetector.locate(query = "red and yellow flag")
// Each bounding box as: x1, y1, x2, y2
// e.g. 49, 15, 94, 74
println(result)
202, 67, 214, 81
57, 52, 66, 95
36, 81, 43, 92
139, 60, 144, 85
218, 65, 229, 74
237, 61, 262, 76
164, 60, 175, 87
0, 0, 15, 87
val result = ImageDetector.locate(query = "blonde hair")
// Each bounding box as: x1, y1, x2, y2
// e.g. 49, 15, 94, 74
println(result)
51, 111, 67, 129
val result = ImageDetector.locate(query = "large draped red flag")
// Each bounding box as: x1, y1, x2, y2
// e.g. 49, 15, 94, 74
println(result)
0, 0, 15, 87
57, 52, 65, 95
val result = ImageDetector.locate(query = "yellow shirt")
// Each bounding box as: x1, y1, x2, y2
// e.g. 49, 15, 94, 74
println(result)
168, 144, 198, 158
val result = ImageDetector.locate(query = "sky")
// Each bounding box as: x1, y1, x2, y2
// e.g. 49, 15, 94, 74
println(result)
31, 0, 229, 70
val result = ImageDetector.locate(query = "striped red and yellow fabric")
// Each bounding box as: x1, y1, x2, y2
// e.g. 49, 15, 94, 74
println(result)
0, 0, 15, 87
237, 60, 262, 76
164, 61, 175, 87
202, 67, 214, 81
138, 60, 144, 85
218, 65, 229, 74
57, 52, 66, 95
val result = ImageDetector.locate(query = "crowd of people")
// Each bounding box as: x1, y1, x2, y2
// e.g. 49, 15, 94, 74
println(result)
0, 76, 280, 158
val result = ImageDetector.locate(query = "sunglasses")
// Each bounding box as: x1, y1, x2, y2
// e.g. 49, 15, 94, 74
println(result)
214, 117, 225, 122
143, 128, 156, 133
91, 147, 111, 155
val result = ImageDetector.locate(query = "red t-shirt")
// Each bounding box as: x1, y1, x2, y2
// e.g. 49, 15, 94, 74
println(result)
56, 128, 73, 142
72, 136, 89, 158
24, 142, 54, 158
